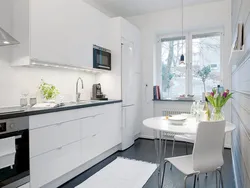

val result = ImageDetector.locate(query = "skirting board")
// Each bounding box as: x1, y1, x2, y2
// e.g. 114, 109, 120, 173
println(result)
42, 144, 121, 188
139, 134, 232, 149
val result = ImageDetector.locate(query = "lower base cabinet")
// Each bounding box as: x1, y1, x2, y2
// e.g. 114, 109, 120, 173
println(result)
30, 141, 82, 188
30, 103, 121, 188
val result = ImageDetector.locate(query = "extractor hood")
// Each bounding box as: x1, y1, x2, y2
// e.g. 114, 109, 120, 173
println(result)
0, 26, 19, 46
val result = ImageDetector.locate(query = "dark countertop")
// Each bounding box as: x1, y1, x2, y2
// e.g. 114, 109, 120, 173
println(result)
153, 99, 195, 102
0, 100, 122, 120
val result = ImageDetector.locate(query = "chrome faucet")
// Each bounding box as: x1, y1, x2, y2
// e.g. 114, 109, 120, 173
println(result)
76, 77, 84, 102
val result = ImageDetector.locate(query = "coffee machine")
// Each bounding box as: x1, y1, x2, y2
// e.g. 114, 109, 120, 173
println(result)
91, 83, 108, 100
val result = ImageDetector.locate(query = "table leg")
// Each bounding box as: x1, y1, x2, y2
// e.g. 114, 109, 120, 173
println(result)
158, 131, 163, 187
154, 130, 159, 160
153, 130, 165, 188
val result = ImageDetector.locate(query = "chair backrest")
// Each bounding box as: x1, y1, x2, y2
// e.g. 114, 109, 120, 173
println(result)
192, 120, 226, 173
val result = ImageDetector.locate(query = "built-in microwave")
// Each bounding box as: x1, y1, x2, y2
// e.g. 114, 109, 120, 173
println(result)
93, 45, 111, 70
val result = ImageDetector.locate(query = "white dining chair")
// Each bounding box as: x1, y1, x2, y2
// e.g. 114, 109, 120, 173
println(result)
172, 134, 196, 156
161, 120, 226, 188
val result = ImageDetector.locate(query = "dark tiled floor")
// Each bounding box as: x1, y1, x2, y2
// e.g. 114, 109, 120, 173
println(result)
60, 139, 235, 188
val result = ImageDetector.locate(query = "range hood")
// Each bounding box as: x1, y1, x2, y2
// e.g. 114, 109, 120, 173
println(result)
0, 26, 19, 46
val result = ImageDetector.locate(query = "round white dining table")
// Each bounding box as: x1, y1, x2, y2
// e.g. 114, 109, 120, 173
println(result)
143, 116, 236, 135
143, 116, 236, 188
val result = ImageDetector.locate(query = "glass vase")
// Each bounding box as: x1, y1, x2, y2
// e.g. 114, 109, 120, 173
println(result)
211, 107, 225, 121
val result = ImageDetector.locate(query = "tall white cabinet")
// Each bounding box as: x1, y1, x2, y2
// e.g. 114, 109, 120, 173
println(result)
107, 17, 142, 149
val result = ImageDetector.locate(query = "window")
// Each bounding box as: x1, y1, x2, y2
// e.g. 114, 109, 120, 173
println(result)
161, 37, 186, 98
160, 32, 222, 99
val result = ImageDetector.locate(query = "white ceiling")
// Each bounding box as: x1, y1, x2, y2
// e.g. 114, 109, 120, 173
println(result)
83, 0, 223, 17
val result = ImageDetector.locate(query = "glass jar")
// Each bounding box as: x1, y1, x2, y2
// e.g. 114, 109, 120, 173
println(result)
211, 107, 225, 121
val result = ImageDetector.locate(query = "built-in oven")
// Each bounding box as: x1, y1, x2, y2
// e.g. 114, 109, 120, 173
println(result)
93, 45, 111, 70
0, 117, 29, 188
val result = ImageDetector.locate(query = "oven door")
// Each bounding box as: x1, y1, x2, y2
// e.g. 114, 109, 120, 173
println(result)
0, 130, 29, 188
93, 48, 111, 70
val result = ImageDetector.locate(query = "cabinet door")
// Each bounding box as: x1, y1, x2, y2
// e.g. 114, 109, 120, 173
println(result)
30, 119, 81, 158
30, 141, 81, 188
122, 105, 136, 149
104, 104, 122, 148
80, 116, 99, 139
30, 0, 70, 64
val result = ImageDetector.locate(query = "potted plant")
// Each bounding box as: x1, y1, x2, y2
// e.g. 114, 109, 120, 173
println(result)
206, 89, 233, 120
39, 80, 59, 103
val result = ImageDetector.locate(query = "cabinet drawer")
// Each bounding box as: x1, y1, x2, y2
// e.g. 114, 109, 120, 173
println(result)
29, 107, 100, 130
30, 119, 81, 157
29, 110, 80, 129
30, 141, 81, 188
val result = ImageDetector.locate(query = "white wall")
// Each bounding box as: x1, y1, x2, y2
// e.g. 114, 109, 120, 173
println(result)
231, 0, 250, 187
0, 0, 121, 107
127, 0, 231, 137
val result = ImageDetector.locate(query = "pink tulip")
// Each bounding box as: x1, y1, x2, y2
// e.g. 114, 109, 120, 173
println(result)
211, 92, 215, 97
223, 92, 228, 98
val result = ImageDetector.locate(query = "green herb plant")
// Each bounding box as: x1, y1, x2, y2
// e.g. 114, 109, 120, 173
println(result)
39, 80, 59, 100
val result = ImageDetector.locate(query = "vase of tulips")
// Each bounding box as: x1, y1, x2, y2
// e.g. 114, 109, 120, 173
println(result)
206, 88, 233, 121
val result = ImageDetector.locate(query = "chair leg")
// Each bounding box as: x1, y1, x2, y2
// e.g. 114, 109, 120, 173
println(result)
163, 138, 167, 158
217, 169, 224, 188
216, 170, 218, 188
193, 175, 197, 188
184, 175, 191, 188
161, 161, 168, 188
170, 139, 175, 170
172, 139, 175, 157
185, 142, 188, 154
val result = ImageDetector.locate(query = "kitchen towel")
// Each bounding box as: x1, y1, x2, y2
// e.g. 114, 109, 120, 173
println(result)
76, 157, 157, 188
0, 137, 16, 169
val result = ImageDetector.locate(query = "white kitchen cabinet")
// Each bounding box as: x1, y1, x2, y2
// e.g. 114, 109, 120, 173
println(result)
108, 17, 142, 142
29, 103, 122, 188
12, 0, 110, 68
81, 104, 121, 164
30, 141, 82, 188
30, 0, 70, 65
30, 119, 81, 158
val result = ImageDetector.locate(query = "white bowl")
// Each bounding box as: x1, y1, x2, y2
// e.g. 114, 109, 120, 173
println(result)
168, 115, 187, 121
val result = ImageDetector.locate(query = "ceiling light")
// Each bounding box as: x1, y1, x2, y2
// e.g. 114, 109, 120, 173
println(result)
3, 41, 10, 44
179, 0, 185, 65
44, 64, 49, 66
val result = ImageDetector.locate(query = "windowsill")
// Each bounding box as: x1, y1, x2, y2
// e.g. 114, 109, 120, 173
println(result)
153, 99, 195, 102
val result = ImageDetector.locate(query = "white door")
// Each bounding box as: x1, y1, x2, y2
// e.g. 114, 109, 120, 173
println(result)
122, 41, 135, 106
122, 105, 136, 150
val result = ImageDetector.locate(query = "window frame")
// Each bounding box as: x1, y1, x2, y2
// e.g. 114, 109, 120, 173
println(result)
157, 29, 224, 99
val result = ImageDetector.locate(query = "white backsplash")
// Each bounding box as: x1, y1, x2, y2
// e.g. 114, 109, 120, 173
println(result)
0, 48, 97, 107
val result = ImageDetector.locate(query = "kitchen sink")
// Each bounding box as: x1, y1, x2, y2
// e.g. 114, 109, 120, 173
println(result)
68, 100, 98, 105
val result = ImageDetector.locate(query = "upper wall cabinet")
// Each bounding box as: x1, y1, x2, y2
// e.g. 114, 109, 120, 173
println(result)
29, 0, 70, 65
11, 0, 110, 69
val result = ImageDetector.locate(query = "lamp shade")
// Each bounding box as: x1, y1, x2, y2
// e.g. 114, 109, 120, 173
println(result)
180, 54, 185, 64
0, 27, 19, 46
